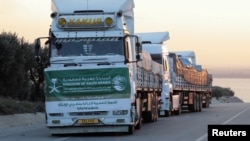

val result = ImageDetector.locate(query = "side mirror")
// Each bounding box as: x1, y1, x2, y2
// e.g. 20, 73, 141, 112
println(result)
136, 42, 141, 48
136, 54, 141, 60
135, 39, 142, 61
34, 38, 41, 63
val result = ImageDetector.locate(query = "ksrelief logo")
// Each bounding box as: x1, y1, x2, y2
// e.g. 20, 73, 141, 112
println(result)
112, 76, 127, 91
48, 78, 62, 93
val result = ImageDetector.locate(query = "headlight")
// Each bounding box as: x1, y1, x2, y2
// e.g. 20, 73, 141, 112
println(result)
58, 18, 67, 27
105, 17, 113, 26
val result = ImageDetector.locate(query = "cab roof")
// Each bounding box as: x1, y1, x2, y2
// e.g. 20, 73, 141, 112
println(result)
51, 0, 134, 14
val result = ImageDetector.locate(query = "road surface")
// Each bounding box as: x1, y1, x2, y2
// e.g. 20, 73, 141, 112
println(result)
1, 102, 250, 141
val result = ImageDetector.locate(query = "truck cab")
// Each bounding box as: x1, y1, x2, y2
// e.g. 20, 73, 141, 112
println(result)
136, 32, 177, 117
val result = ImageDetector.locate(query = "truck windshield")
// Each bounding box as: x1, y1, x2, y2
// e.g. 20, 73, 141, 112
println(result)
51, 37, 124, 57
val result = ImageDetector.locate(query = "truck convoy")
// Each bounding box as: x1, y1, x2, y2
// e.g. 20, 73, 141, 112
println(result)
136, 32, 213, 117
34, 0, 212, 136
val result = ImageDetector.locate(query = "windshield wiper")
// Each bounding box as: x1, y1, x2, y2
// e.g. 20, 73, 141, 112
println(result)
64, 63, 78, 67
97, 62, 112, 65
50, 59, 74, 64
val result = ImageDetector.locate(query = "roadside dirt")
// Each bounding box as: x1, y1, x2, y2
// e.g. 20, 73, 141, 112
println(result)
0, 112, 45, 137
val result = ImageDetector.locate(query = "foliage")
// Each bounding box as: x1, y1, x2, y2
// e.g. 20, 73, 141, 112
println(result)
29, 45, 48, 102
0, 32, 31, 100
0, 96, 44, 115
212, 86, 235, 99
0, 31, 47, 102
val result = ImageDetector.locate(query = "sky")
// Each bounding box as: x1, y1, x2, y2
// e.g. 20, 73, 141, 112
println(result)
1, 0, 250, 71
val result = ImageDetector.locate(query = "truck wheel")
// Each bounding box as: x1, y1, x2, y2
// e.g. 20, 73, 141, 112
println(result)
202, 94, 206, 108
165, 101, 172, 117
188, 93, 197, 112
198, 94, 202, 112
135, 98, 142, 129
153, 94, 158, 122
203, 95, 210, 108
128, 125, 135, 135
152, 111, 158, 122
206, 96, 210, 108
148, 111, 154, 122
165, 110, 171, 117
195, 94, 200, 112
174, 104, 181, 115
135, 118, 142, 130
142, 111, 151, 122
146, 109, 157, 122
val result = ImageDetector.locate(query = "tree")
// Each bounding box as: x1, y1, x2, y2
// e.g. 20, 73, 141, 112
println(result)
0, 31, 32, 100
29, 43, 49, 102
212, 86, 234, 99
0, 31, 47, 102
0, 32, 16, 97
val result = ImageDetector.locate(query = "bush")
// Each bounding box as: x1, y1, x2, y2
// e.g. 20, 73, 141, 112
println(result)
0, 97, 44, 115
212, 86, 234, 99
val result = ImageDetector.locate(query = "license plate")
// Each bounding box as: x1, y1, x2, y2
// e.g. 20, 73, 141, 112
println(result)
78, 119, 98, 124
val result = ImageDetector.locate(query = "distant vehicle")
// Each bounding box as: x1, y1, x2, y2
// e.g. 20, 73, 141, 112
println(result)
137, 32, 213, 117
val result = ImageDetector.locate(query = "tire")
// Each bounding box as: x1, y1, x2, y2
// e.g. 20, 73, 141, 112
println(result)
174, 104, 181, 115
128, 125, 135, 135
153, 94, 158, 122
165, 110, 171, 117
206, 96, 210, 108
135, 118, 142, 130
203, 94, 210, 108
188, 93, 197, 112
135, 98, 142, 129
198, 94, 202, 112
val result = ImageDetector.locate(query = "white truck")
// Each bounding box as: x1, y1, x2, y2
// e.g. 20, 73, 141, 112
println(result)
34, 0, 163, 135
136, 32, 176, 116
169, 51, 213, 113
137, 32, 213, 117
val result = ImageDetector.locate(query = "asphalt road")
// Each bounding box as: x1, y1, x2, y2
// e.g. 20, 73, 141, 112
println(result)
1, 102, 250, 141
